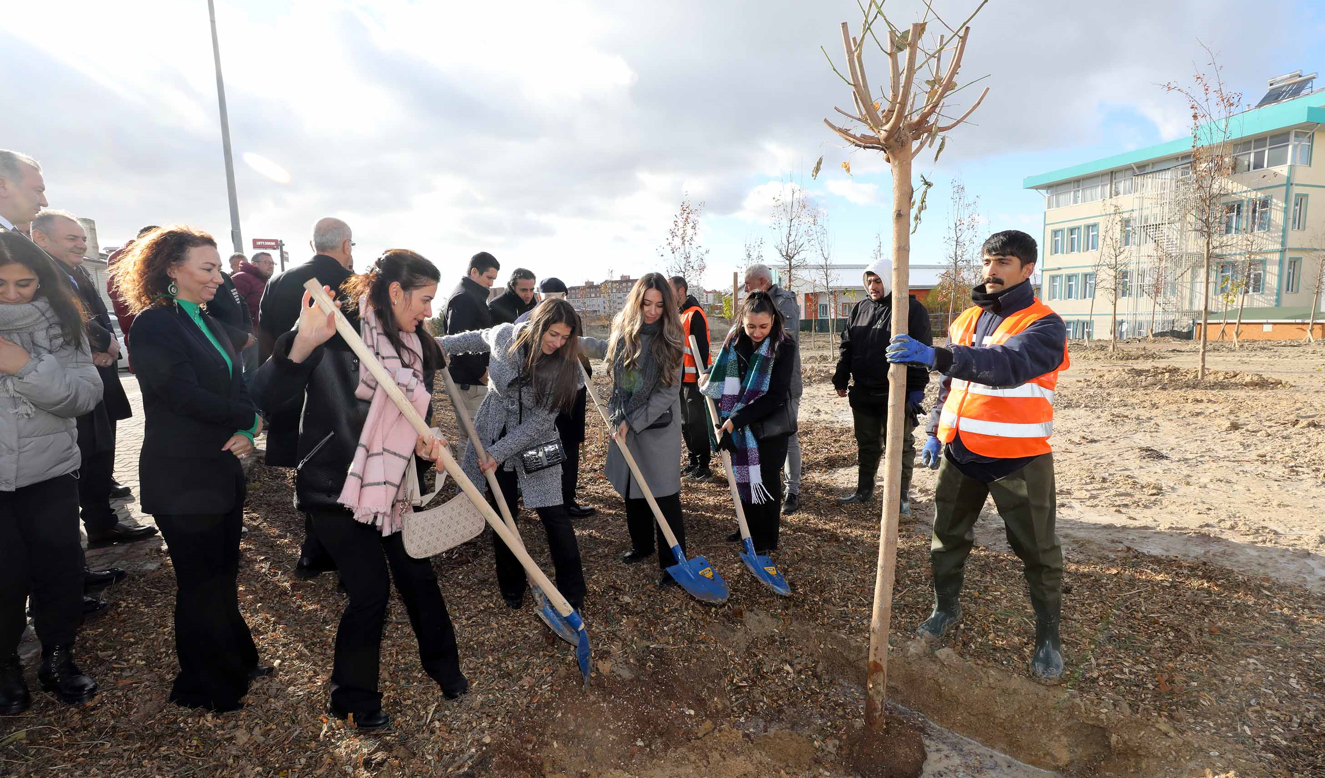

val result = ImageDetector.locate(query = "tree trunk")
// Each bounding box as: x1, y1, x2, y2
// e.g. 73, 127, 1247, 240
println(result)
1233, 286, 1247, 349
1149, 284, 1158, 339
1088, 290, 1097, 341
1110, 291, 1118, 353
866, 146, 911, 734
1198, 241, 1211, 382
1308, 268, 1322, 343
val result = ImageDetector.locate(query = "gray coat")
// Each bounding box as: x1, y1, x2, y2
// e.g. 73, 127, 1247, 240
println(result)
581, 337, 683, 500
439, 323, 583, 510
769, 284, 803, 398
0, 339, 102, 491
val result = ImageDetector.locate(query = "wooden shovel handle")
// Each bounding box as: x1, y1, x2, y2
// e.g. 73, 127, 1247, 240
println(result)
687, 335, 752, 541
300, 280, 572, 617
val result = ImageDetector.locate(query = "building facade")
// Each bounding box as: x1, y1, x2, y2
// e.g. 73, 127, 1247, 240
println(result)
1025, 75, 1325, 340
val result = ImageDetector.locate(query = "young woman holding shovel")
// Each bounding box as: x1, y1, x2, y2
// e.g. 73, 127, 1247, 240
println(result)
704, 291, 798, 555
437, 298, 589, 613
254, 250, 465, 730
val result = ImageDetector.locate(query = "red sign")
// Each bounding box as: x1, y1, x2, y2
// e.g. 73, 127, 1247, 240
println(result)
252, 238, 280, 250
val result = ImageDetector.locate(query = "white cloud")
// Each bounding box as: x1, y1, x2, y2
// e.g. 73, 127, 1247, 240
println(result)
825, 179, 880, 205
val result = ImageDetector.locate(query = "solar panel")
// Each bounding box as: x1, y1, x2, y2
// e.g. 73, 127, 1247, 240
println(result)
1256, 77, 1314, 108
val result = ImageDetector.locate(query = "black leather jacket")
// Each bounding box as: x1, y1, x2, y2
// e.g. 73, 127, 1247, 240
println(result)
253, 330, 437, 512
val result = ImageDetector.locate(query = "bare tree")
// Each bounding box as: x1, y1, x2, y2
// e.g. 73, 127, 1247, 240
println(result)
933, 176, 982, 330
1164, 48, 1242, 381
822, 0, 989, 733
810, 207, 837, 356
1096, 202, 1132, 351
743, 235, 766, 266
1232, 212, 1276, 348
1306, 228, 1325, 343
769, 176, 813, 291
659, 194, 709, 287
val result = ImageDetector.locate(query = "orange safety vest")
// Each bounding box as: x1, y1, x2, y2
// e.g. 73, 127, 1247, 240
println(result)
936, 300, 1069, 458
680, 304, 709, 383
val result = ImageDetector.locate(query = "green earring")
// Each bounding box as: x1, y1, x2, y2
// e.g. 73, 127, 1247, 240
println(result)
167, 281, 178, 296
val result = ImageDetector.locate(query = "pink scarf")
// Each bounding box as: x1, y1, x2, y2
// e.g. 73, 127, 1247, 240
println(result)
337, 297, 431, 536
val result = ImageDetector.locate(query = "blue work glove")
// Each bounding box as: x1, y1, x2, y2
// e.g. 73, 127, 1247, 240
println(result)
906, 390, 924, 408
920, 435, 942, 470
886, 334, 935, 368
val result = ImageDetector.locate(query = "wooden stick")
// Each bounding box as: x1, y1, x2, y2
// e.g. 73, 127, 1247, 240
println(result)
688, 335, 753, 542
578, 363, 683, 551
300, 280, 574, 618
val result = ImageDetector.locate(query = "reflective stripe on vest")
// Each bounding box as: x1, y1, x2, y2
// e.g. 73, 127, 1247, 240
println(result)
680, 305, 709, 383
936, 300, 1068, 458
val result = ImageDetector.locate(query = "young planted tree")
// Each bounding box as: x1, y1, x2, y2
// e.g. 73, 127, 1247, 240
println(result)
660, 194, 710, 289
822, 1, 989, 732
935, 176, 983, 329
769, 177, 813, 291
810, 207, 838, 356
1164, 49, 1242, 380
1097, 203, 1132, 350
1231, 214, 1275, 348
1306, 228, 1325, 343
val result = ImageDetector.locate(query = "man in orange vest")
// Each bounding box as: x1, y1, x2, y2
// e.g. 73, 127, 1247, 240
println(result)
886, 230, 1069, 684
670, 276, 712, 479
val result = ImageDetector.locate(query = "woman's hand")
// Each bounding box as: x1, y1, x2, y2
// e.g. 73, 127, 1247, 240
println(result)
718, 419, 734, 435
415, 433, 448, 462
0, 336, 31, 376
92, 352, 115, 368
480, 453, 498, 473
289, 288, 339, 363
222, 434, 255, 459
613, 420, 629, 440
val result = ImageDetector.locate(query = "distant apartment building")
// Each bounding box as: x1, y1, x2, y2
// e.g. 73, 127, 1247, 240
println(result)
1024, 71, 1325, 341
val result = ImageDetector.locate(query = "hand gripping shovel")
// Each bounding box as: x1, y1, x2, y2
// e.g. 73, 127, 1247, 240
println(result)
302, 280, 592, 686
435, 350, 580, 647
689, 335, 790, 596
579, 363, 728, 604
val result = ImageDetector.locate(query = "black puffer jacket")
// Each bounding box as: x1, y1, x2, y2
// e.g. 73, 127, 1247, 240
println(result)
253, 330, 438, 511
833, 293, 932, 409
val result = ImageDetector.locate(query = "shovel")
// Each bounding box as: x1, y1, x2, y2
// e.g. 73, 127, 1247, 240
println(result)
435, 350, 581, 647
301, 280, 591, 686
689, 335, 790, 596
579, 363, 728, 604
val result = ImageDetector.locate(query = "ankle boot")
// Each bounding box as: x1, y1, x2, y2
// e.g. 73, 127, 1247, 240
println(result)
0, 653, 30, 714
899, 481, 912, 516
38, 645, 98, 704
1030, 599, 1065, 684
837, 470, 874, 504
916, 586, 962, 640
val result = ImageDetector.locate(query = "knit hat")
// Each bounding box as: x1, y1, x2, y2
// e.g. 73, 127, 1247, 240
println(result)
863, 258, 892, 296
538, 277, 568, 294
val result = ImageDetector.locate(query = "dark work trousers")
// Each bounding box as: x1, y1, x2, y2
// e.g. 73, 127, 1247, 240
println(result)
300, 513, 336, 570
310, 506, 465, 713
78, 421, 118, 535
851, 404, 916, 492
0, 474, 84, 652
560, 441, 581, 507
742, 435, 789, 552
491, 466, 586, 611
679, 383, 711, 467
930, 452, 1063, 611
153, 479, 258, 712
624, 489, 686, 571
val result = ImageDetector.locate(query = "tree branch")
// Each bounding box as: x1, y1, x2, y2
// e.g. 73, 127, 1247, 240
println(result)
841, 24, 884, 128
823, 119, 888, 152
883, 22, 924, 138
909, 26, 968, 132
935, 86, 989, 132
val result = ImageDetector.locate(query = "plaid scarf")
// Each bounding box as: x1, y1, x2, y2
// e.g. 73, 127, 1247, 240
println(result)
702, 335, 776, 504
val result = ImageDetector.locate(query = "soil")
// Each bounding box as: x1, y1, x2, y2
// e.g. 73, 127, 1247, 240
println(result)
1, 339, 1321, 778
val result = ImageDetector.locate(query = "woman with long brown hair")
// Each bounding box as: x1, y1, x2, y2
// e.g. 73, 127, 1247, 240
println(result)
112, 226, 267, 713
255, 249, 464, 729
438, 298, 589, 612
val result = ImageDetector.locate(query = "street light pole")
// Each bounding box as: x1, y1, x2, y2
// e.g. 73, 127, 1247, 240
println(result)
207, 0, 243, 255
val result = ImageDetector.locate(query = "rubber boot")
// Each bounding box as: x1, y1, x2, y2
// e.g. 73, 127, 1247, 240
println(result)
1030, 599, 1065, 684
0, 653, 31, 714
899, 480, 912, 517
916, 586, 962, 641
837, 471, 874, 505
38, 645, 98, 705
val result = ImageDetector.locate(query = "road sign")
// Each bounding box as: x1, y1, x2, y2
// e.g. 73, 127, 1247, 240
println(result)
252, 238, 280, 250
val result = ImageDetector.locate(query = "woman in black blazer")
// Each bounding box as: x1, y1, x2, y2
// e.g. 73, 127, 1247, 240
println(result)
112, 226, 268, 713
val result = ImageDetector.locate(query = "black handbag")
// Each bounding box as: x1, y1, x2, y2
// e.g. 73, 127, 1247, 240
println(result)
515, 383, 567, 473
751, 404, 797, 439
644, 408, 673, 430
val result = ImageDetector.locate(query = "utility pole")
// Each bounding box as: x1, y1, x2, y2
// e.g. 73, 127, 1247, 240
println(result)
208, 0, 243, 255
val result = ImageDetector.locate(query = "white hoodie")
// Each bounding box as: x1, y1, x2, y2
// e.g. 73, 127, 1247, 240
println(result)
863, 258, 892, 297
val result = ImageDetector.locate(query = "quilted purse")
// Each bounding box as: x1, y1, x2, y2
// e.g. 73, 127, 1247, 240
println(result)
401, 430, 486, 559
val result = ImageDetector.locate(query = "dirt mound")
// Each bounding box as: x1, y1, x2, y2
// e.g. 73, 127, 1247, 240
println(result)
1094, 365, 1291, 390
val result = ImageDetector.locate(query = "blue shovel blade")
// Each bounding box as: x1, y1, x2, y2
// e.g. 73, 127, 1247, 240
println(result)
664, 546, 729, 604
532, 587, 580, 646
564, 611, 591, 688
740, 537, 790, 596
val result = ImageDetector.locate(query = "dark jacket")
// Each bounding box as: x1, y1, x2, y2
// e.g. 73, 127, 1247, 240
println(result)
231, 265, 267, 332
105, 247, 138, 367
834, 293, 931, 409
206, 271, 254, 350
681, 295, 710, 368
253, 330, 436, 512
444, 277, 494, 385
256, 255, 358, 467
55, 259, 131, 455
728, 334, 797, 434
130, 306, 256, 515
488, 288, 535, 325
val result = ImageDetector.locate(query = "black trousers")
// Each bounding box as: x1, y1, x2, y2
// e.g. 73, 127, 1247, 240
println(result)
560, 441, 581, 507
311, 507, 465, 713
78, 421, 118, 534
491, 466, 586, 611
743, 435, 789, 552
680, 383, 711, 466
0, 474, 83, 652
154, 480, 258, 712
624, 491, 686, 571
300, 513, 336, 569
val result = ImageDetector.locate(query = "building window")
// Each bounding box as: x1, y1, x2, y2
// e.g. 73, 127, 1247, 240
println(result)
818, 303, 829, 318
1292, 129, 1314, 166
1121, 218, 1133, 247
1249, 260, 1265, 294
1234, 133, 1292, 172
1222, 202, 1243, 235
1051, 229, 1064, 255
1250, 195, 1273, 233
1083, 272, 1096, 299
1067, 227, 1081, 253
1286, 257, 1302, 294
1293, 194, 1309, 230
1085, 223, 1099, 251
1118, 269, 1132, 298
1049, 275, 1062, 300
1065, 274, 1077, 299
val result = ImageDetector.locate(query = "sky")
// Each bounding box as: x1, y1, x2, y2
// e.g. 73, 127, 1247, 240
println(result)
5, 0, 1324, 293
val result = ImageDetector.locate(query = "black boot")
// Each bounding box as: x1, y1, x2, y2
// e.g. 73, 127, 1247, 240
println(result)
837, 470, 874, 505
38, 645, 97, 705
1030, 599, 1065, 684
687, 463, 713, 482
916, 586, 962, 641
781, 492, 801, 515
0, 653, 30, 715
899, 481, 912, 517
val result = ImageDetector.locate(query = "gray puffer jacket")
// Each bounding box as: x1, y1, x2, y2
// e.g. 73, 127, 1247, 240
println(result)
0, 311, 103, 491
439, 323, 586, 510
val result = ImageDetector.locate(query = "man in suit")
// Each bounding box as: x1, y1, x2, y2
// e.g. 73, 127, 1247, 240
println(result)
256, 217, 356, 579
443, 252, 499, 422
33, 211, 156, 549
0, 150, 47, 234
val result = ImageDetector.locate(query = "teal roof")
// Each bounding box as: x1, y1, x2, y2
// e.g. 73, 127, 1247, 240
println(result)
1023, 90, 1325, 189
